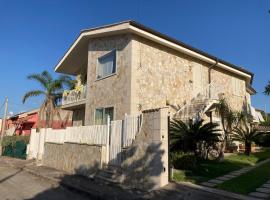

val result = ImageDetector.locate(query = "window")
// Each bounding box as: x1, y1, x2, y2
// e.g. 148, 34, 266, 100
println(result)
97, 50, 116, 79
232, 77, 242, 96
95, 107, 114, 125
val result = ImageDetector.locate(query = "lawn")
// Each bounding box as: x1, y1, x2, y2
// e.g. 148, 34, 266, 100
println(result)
173, 149, 270, 183
217, 161, 270, 194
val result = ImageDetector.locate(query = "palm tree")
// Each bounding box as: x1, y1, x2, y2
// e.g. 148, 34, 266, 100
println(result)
23, 70, 75, 129
170, 119, 221, 159
264, 81, 270, 95
231, 127, 265, 156
215, 98, 237, 161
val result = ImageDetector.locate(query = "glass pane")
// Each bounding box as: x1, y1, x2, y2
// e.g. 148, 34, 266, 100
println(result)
97, 50, 116, 79
95, 108, 104, 125
104, 107, 114, 123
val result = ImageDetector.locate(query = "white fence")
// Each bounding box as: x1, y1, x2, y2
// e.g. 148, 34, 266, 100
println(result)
27, 114, 142, 166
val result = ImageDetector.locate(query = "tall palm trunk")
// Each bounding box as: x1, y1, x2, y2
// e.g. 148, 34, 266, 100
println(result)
245, 141, 251, 156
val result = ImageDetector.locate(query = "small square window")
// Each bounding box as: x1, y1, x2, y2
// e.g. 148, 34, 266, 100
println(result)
97, 50, 116, 79
95, 107, 114, 125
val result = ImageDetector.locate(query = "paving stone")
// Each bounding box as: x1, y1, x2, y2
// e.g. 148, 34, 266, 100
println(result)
263, 184, 270, 188
238, 168, 250, 173
216, 176, 231, 181
223, 174, 236, 178
249, 192, 270, 198
201, 182, 216, 187
256, 187, 270, 194
229, 172, 243, 176
208, 179, 223, 184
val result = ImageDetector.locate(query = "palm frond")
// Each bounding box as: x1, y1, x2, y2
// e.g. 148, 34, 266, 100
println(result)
41, 70, 53, 83
22, 90, 46, 103
58, 75, 76, 90
264, 81, 270, 95
27, 74, 48, 89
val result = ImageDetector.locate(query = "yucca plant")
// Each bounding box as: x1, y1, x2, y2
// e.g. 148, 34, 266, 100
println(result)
23, 70, 75, 129
231, 126, 265, 156
170, 119, 221, 159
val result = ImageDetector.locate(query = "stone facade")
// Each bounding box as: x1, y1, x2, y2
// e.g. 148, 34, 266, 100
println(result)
84, 34, 132, 125
130, 35, 249, 115
43, 143, 104, 176
76, 33, 251, 125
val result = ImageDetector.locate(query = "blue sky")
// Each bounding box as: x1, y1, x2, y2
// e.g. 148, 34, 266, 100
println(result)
0, 0, 270, 115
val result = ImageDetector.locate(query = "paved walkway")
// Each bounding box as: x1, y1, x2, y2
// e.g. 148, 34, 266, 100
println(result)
0, 156, 240, 200
201, 158, 270, 188
249, 180, 270, 199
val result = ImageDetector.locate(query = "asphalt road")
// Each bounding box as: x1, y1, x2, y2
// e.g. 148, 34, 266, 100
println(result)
0, 160, 88, 200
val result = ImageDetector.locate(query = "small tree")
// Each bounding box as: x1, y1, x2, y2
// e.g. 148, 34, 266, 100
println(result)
216, 98, 237, 161
231, 127, 265, 156
170, 119, 221, 159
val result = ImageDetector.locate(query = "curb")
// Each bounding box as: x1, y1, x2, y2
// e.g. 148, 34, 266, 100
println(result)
178, 182, 262, 200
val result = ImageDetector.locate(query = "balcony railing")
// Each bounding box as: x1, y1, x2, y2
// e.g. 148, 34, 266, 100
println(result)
62, 85, 87, 106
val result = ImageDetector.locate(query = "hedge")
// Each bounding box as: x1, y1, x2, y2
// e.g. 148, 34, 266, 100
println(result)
2, 136, 30, 159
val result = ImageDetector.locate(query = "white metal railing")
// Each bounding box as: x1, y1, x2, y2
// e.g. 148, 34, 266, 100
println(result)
27, 114, 143, 164
62, 85, 87, 105
176, 82, 224, 119
122, 114, 142, 148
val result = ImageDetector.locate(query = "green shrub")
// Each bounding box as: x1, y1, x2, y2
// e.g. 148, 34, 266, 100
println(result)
256, 134, 270, 147
2, 136, 30, 159
170, 152, 197, 170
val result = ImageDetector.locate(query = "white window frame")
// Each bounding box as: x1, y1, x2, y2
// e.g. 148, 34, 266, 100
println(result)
94, 106, 115, 125
232, 77, 242, 97
96, 49, 117, 80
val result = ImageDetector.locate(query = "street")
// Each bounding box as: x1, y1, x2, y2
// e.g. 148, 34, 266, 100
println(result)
0, 159, 88, 200
0, 157, 239, 200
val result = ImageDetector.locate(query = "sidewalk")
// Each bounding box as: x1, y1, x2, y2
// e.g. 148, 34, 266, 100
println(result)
0, 156, 253, 200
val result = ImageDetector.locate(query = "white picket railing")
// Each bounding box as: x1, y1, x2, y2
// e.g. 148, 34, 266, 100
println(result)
122, 114, 142, 148
176, 82, 224, 120
27, 114, 142, 166
65, 125, 107, 145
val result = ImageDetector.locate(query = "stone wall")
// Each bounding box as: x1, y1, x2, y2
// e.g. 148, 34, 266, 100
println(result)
212, 68, 247, 111
83, 33, 249, 125
43, 143, 104, 176
130, 35, 248, 115
121, 107, 169, 191
85, 34, 132, 125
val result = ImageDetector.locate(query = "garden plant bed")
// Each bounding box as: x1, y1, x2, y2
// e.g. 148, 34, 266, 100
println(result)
173, 149, 270, 184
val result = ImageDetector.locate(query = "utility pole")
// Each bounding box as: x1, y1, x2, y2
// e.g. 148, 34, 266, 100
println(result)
0, 97, 8, 155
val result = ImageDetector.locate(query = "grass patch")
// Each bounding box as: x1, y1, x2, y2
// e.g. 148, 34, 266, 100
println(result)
217, 161, 270, 194
173, 149, 270, 184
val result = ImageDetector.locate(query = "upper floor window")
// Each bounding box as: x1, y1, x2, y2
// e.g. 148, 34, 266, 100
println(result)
97, 50, 116, 79
232, 77, 242, 96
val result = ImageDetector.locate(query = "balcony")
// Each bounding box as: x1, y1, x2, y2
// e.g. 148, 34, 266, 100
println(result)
62, 85, 87, 107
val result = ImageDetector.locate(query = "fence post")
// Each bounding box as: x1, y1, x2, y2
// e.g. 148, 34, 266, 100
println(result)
106, 115, 111, 165
122, 113, 127, 148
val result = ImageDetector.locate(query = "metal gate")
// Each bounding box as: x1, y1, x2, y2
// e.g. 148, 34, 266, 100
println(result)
109, 120, 123, 166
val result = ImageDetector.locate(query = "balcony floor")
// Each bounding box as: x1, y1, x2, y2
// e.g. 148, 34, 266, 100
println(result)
61, 99, 86, 110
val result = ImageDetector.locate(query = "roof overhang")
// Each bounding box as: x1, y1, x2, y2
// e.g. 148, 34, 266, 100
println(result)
55, 20, 254, 84
246, 84, 257, 95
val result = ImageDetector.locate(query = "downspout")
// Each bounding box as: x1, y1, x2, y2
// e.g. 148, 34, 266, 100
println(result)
208, 59, 219, 122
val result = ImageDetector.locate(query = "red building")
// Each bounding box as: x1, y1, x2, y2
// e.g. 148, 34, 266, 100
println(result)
6, 109, 72, 136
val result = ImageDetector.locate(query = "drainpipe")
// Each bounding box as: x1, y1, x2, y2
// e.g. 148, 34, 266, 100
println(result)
208, 59, 219, 122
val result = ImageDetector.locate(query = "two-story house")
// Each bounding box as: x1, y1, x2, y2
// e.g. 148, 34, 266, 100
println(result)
55, 20, 255, 126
